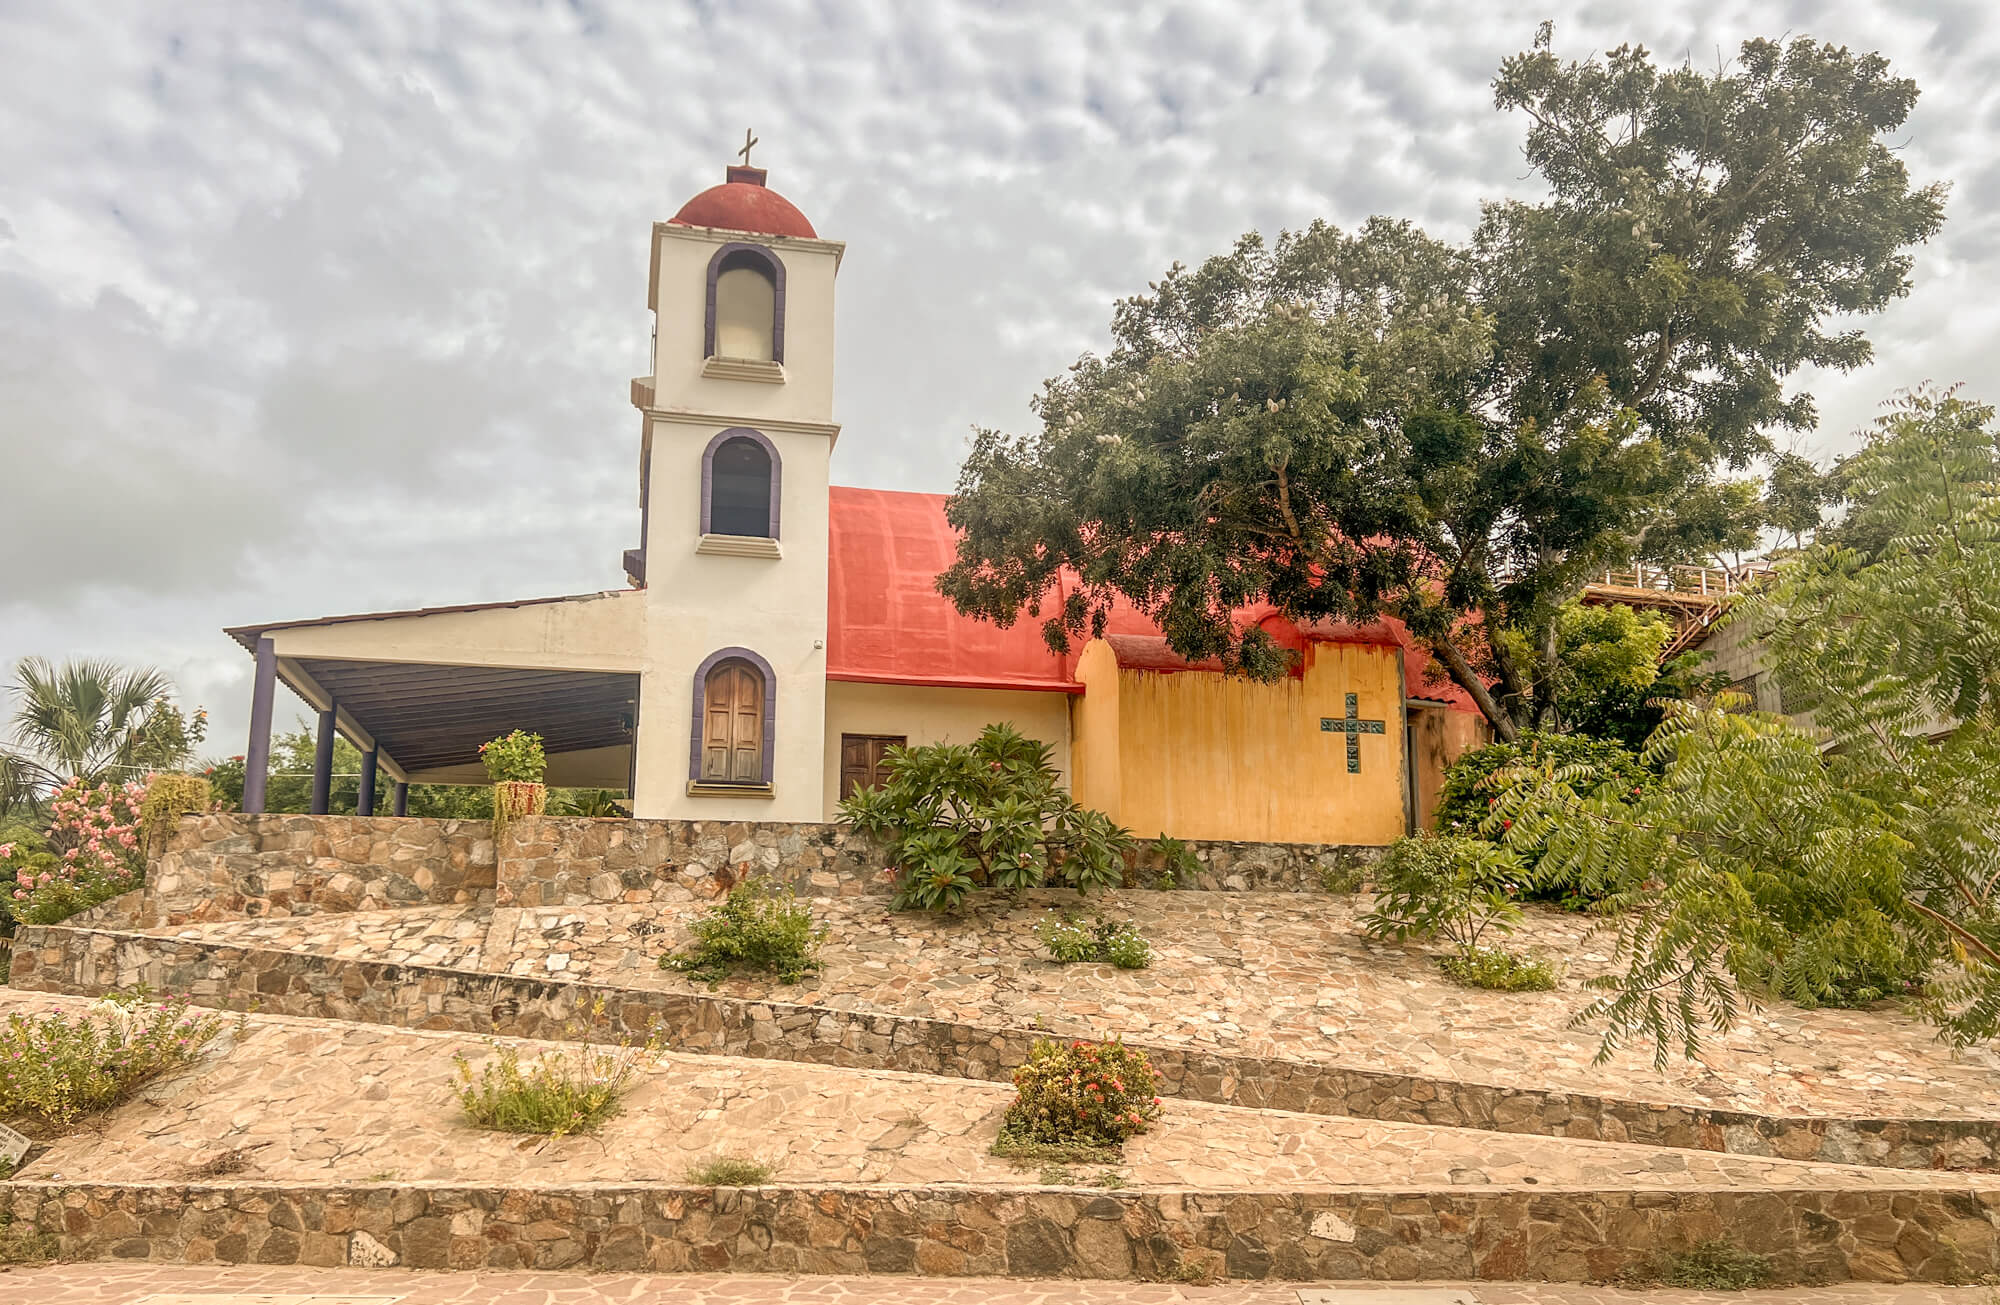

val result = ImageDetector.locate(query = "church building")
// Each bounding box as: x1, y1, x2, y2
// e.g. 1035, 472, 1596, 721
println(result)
225, 162, 1488, 845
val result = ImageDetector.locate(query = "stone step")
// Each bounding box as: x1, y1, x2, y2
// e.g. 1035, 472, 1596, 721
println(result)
14, 920, 1998, 1173
5, 990, 1999, 1284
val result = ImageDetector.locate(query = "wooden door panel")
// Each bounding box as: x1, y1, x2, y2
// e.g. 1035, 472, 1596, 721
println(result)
838, 734, 905, 799
702, 662, 766, 785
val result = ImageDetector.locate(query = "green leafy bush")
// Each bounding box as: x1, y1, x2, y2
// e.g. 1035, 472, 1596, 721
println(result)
994, 1037, 1163, 1161
0, 992, 226, 1129
659, 877, 827, 985
1436, 732, 1653, 907
1361, 833, 1526, 954
840, 723, 1133, 912
479, 730, 547, 784
1437, 945, 1558, 992
1034, 911, 1152, 969
1144, 835, 1201, 888
1438, 731, 1651, 841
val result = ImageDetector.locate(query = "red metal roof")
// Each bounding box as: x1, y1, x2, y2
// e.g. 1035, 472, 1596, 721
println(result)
825, 487, 1483, 713
827, 487, 1080, 691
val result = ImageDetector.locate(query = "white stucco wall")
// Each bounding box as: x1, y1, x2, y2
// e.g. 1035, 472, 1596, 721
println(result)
648, 225, 842, 429
820, 680, 1074, 817
262, 592, 646, 672
630, 225, 841, 822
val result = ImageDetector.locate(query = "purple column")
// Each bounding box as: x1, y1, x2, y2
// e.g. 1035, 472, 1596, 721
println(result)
392, 782, 409, 818
242, 637, 277, 813
356, 747, 378, 816
310, 706, 336, 816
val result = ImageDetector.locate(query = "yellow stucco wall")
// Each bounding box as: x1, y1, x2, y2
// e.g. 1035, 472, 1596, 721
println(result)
1072, 639, 1407, 845
1069, 640, 1124, 823
820, 679, 1074, 818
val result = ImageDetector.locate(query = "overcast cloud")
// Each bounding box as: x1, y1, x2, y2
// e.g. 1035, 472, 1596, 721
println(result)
3, 0, 1998, 753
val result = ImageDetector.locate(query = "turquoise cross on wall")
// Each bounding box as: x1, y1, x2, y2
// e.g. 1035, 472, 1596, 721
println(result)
1320, 693, 1385, 773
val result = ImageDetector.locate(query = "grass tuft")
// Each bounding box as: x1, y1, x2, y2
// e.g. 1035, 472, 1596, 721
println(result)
1618, 1240, 1775, 1290
686, 1155, 774, 1186
1436, 945, 1558, 992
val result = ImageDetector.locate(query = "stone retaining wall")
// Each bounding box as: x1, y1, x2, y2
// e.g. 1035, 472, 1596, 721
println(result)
143, 814, 497, 926
13, 924, 1994, 1173
2, 1179, 1991, 1281
495, 817, 886, 907
138, 812, 1382, 919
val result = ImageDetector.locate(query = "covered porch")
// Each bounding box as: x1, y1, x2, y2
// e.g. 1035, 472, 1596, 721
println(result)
226, 591, 646, 815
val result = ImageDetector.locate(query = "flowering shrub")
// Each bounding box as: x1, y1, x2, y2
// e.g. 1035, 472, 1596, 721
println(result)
480, 730, 548, 785
994, 1037, 1163, 1160
1034, 911, 1152, 969
9, 778, 147, 926
0, 991, 226, 1129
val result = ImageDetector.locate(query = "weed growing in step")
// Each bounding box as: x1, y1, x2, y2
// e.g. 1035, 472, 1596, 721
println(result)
659, 876, 827, 985
1037, 1161, 1077, 1185
1152, 1251, 1222, 1285
0, 990, 225, 1129
1034, 911, 1152, 969
1618, 1240, 1775, 1290
0, 1231, 58, 1265
686, 1156, 774, 1186
1436, 945, 1558, 992
1318, 859, 1367, 894
1094, 1168, 1127, 1189
452, 1002, 663, 1138
993, 1037, 1162, 1163
1146, 836, 1201, 889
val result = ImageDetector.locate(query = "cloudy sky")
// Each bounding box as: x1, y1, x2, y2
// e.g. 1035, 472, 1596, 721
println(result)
3, 0, 1997, 754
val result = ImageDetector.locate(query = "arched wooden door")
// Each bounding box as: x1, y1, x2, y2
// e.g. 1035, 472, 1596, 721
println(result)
702, 660, 765, 783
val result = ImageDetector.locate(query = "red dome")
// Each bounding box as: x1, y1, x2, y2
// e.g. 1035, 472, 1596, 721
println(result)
669, 166, 816, 239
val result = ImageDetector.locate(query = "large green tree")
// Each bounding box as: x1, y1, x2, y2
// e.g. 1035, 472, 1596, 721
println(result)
938, 34, 1944, 739
0, 657, 205, 812
1501, 388, 2000, 1061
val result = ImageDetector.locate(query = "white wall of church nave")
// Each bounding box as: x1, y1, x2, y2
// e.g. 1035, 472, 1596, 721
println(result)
649, 226, 840, 427
631, 421, 830, 822
820, 680, 1074, 819
259, 591, 646, 673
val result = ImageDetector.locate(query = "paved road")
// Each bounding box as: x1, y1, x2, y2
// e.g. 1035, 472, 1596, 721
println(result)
5, 1265, 1997, 1305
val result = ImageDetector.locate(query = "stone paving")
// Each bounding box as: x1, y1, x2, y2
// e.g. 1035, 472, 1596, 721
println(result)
8, 1263, 2000, 1303
11, 990, 1979, 1196
144, 889, 2000, 1125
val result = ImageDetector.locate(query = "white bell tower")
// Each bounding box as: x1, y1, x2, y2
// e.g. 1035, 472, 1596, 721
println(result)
624, 155, 843, 820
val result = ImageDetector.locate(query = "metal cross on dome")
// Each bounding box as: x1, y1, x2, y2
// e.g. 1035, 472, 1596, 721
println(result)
738, 128, 758, 167
1320, 693, 1385, 773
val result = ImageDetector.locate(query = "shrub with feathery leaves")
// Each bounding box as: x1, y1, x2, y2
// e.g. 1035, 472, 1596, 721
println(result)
840, 723, 1132, 912
1500, 387, 2000, 1064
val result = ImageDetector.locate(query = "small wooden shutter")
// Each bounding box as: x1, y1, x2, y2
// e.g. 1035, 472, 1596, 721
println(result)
839, 734, 905, 799
729, 665, 763, 781
702, 662, 766, 784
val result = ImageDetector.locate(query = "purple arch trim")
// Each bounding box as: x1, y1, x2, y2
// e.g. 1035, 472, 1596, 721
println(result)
688, 646, 778, 786
703, 241, 786, 363
699, 427, 781, 539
